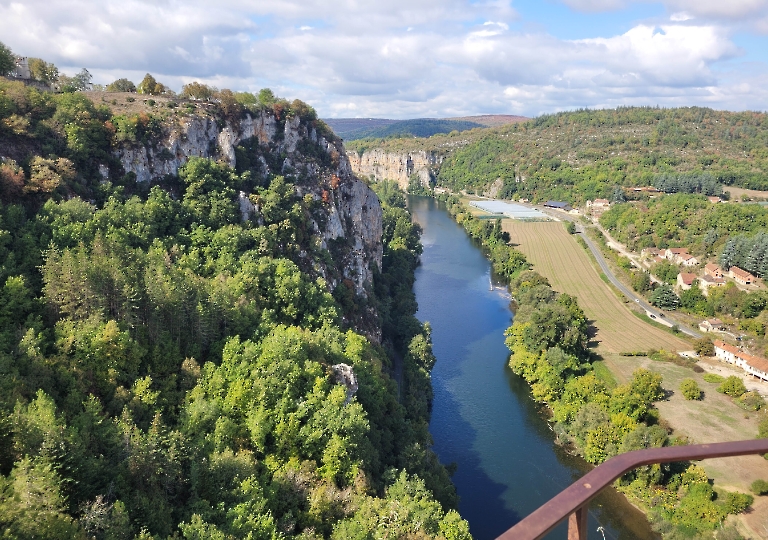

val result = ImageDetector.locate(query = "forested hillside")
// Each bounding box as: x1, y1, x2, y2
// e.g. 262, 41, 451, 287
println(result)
346, 107, 768, 203
0, 77, 469, 539
324, 118, 484, 141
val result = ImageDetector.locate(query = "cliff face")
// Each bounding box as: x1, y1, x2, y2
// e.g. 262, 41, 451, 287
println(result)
346, 148, 441, 191
113, 111, 382, 326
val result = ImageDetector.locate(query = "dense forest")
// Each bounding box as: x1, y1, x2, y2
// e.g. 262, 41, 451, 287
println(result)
347, 106, 768, 202
0, 75, 470, 539
437, 194, 757, 539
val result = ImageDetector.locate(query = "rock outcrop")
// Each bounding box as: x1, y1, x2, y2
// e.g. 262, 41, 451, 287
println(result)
113, 110, 383, 330
347, 148, 441, 191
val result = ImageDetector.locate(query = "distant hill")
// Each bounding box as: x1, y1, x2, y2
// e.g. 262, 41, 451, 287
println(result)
323, 115, 527, 141
449, 114, 528, 127
345, 106, 768, 200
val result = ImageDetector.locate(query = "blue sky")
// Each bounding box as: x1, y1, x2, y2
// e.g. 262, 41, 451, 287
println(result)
1, 0, 767, 118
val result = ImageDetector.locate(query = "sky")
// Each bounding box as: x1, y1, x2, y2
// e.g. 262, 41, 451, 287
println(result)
1, 0, 768, 118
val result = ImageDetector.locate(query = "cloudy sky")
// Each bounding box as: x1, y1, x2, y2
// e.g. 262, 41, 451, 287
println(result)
2, 0, 767, 118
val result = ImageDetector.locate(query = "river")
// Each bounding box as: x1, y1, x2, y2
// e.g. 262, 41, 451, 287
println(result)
409, 196, 655, 540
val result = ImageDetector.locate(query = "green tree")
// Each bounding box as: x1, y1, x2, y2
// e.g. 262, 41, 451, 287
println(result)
680, 379, 701, 400
258, 88, 276, 106
631, 271, 651, 292
181, 82, 215, 101
651, 260, 679, 284
694, 338, 715, 357
650, 284, 680, 310
28, 58, 59, 85
0, 41, 14, 76
137, 73, 165, 95
106, 78, 136, 92
680, 282, 707, 312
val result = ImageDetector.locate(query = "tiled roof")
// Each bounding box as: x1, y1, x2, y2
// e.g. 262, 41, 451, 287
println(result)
714, 340, 768, 374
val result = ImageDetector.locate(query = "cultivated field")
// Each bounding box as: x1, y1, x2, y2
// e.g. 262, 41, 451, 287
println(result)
503, 221, 689, 354
724, 185, 768, 201
503, 220, 768, 537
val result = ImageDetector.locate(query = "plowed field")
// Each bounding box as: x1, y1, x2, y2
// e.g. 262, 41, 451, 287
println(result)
503, 221, 689, 354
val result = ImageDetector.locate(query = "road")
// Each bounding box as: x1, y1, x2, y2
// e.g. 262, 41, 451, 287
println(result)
535, 208, 702, 339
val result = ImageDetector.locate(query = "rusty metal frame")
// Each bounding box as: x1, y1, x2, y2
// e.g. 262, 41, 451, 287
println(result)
496, 439, 768, 540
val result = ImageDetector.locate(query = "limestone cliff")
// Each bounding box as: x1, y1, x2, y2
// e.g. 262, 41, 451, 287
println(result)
346, 148, 441, 191
112, 109, 383, 337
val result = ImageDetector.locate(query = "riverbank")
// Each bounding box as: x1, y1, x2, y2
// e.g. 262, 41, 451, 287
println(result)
409, 195, 655, 539
436, 193, 763, 539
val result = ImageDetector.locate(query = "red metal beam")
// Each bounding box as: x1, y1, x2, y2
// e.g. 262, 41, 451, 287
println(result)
496, 439, 768, 540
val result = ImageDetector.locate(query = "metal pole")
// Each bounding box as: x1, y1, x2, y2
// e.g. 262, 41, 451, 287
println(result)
567, 506, 588, 540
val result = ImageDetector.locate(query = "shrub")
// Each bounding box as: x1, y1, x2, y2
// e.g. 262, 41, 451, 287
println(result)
680, 379, 701, 400
717, 376, 746, 397
750, 479, 768, 495
736, 391, 765, 411
719, 491, 753, 514
703, 373, 725, 384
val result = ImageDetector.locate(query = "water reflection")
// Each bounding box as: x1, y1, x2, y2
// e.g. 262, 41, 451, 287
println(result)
409, 196, 653, 540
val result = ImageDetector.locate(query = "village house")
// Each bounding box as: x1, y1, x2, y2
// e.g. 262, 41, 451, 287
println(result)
713, 340, 768, 382
699, 274, 726, 295
699, 318, 724, 332
678, 253, 699, 267
704, 263, 723, 278
664, 248, 689, 261
677, 272, 697, 290
586, 199, 610, 218
729, 266, 756, 285
641, 247, 661, 258
707, 196, 722, 203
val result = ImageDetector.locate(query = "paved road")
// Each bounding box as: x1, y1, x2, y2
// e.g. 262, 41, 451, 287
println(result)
536, 208, 702, 339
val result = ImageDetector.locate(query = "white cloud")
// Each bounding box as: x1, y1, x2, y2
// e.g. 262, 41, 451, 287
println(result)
559, 0, 627, 12
0, 0, 764, 117
670, 12, 692, 21
662, 0, 768, 20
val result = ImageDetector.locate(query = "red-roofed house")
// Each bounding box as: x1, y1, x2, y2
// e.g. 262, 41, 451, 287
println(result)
704, 263, 723, 278
665, 248, 689, 261
699, 318, 724, 332
714, 340, 768, 382
729, 266, 756, 285
677, 272, 697, 290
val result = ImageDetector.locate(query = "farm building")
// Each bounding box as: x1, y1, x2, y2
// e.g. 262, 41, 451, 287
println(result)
544, 201, 572, 211
729, 266, 756, 285
713, 340, 768, 382
699, 318, 724, 332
